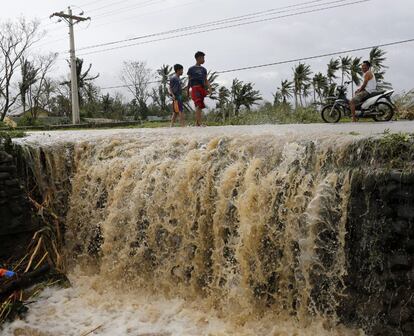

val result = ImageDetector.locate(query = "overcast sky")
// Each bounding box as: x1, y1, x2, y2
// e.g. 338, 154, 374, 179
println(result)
1, 0, 413, 102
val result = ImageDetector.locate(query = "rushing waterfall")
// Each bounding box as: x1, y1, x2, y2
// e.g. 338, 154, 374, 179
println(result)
6, 124, 414, 335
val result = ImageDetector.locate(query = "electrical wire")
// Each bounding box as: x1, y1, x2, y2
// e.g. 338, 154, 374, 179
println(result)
38, 0, 338, 49
77, 0, 339, 52
99, 37, 414, 90
78, 0, 372, 56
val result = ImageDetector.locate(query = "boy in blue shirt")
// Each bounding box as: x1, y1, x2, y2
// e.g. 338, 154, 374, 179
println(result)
169, 64, 185, 127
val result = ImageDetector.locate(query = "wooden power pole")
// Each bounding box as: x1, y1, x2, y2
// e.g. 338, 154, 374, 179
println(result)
50, 8, 90, 125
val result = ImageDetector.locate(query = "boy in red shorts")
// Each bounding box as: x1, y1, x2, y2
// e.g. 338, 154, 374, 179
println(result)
187, 51, 212, 126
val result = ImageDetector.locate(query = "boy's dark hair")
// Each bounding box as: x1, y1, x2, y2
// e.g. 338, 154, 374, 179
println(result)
194, 51, 205, 59
362, 60, 371, 68
174, 64, 183, 72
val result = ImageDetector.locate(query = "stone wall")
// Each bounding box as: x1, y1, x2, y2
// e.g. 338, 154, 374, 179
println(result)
0, 143, 33, 262
340, 170, 414, 336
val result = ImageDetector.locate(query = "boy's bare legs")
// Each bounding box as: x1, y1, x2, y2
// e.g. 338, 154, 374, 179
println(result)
179, 111, 185, 127
195, 107, 202, 126
170, 112, 177, 127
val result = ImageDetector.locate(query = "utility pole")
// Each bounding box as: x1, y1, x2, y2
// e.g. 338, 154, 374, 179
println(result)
50, 8, 90, 125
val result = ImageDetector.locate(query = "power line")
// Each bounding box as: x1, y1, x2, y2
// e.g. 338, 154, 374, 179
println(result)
79, 0, 372, 56
39, 0, 333, 50
89, 0, 198, 30
91, 0, 165, 19
78, 0, 113, 8
39, 0, 163, 36
99, 38, 414, 90
38, 0, 320, 48
40, 0, 167, 43
218, 38, 414, 73
102, 80, 161, 90
77, 0, 334, 52
86, 0, 138, 14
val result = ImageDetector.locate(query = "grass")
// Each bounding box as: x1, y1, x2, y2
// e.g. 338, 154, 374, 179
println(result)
0, 194, 68, 325
0, 130, 26, 139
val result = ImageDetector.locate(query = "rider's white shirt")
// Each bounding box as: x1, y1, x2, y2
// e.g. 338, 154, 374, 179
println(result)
364, 71, 377, 93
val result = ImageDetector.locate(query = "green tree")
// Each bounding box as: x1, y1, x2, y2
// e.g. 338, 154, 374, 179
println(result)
216, 86, 231, 121
340, 56, 352, 85
207, 71, 220, 100
327, 58, 340, 84
302, 83, 312, 105
369, 47, 391, 89
152, 64, 173, 113
312, 73, 328, 103
350, 57, 362, 96
326, 58, 340, 98
278, 79, 293, 104
62, 58, 99, 108
273, 90, 282, 107
293, 63, 312, 107
19, 58, 38, 114
231, 79, 262, 116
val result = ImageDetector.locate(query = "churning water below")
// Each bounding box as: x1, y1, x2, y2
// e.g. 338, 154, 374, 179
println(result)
4, 122, 413, 336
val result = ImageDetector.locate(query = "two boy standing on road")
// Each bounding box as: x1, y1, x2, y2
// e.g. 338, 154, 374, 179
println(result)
169, 51, 212, 127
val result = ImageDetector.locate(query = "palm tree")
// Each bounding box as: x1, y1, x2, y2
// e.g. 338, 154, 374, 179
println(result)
154, 64, 173, 111
278, 79, 293, 104
19, 58, 38, 114
302, 83, 312, 106
369, 47, 391, 89
369, 47, 387, 73
231, 78, 262, 116
272, 90, 282, 106
350, 57, 362, 97
216, 86, 230, 121
340, 56, 352, 85
63, 58, 99, 107
293, 63, 312, 108
327, 58, 340, 85
207, 71, 220, 100
312, 73, 328, 103
325, 58, 340, 100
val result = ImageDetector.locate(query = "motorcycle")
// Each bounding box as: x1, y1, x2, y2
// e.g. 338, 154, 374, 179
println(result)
321, 81, 395, 123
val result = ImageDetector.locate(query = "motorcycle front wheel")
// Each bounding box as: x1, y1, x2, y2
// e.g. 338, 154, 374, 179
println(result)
373, 102, 394, 122
321, 105, 341, 123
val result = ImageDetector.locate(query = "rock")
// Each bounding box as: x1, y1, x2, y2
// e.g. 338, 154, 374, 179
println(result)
406, 240, 414, 254
391, 220, 409, 234
10, 206, 23, 215
0, 165, 16, 173
389, 170, 403, 182
388, 305, 413, 325
389, 254, 411, 272
398, 205, 414, 220
4, 178, 19, 187
0, 172, 11, 180
5, 187, 23, 196
0, 151, 13, 163
402, 322, 414, 335
370, 324, 400, 336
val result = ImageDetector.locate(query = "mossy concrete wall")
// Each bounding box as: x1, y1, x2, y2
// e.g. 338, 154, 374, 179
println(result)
341, 171, 414, 336
0, 144, 32, 262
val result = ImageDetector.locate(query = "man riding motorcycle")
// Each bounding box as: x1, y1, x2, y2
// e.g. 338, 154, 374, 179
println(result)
350, 60, 377, 122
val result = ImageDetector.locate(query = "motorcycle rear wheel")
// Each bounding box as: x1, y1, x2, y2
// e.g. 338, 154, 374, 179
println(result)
321, 105, 341, 123
373, 102, 394, 122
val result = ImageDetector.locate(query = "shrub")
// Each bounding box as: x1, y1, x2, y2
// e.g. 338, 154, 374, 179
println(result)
394, 90, 414, 120
17, 115, 44, 127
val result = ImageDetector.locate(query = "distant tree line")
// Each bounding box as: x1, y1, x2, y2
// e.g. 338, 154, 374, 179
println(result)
273, 47, 390, 109
0, 17, 392, 124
